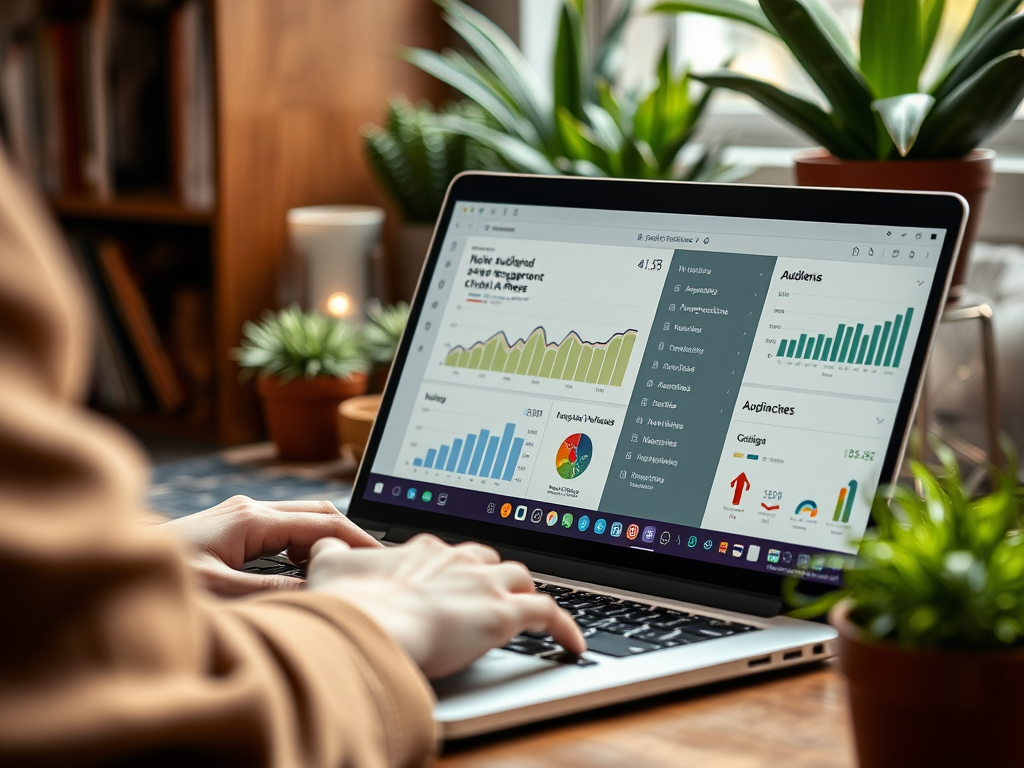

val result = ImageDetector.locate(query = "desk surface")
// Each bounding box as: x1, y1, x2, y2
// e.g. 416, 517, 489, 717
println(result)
438, 663, 855, 768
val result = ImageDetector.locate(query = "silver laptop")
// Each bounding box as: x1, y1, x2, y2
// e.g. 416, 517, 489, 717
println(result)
346, 173, 966, 739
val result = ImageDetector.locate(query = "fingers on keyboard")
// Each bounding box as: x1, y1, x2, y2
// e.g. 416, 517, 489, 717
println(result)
502, 582, 758, 661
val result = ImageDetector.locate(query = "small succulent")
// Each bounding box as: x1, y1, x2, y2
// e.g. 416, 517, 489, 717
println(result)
362, 301, 410, 366
788, 443, 1024, 650
363, 100, 504, 225
231, 305, 368, 381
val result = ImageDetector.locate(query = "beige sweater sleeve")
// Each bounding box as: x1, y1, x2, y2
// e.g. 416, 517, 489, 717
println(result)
0, 151, 436, 767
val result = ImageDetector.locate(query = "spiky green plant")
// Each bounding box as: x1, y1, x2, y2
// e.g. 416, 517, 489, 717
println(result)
787, 444, 1024, 649
362, 301, 410, 365
404, 0, 737, 181
231, 305, 368, 381
363, 100, 503, 224
654, 0, 1024, 160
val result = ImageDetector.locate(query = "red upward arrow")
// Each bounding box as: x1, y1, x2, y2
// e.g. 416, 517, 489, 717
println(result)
730, 472, 751, 506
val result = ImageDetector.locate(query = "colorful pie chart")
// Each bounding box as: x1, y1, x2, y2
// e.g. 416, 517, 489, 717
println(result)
556, 433, 593, 479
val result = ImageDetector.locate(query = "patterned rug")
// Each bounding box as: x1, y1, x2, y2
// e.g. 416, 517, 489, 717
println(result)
147, 452, 353, 519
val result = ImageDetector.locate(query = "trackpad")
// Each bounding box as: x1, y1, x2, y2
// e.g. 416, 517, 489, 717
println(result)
432, 649, 563, 699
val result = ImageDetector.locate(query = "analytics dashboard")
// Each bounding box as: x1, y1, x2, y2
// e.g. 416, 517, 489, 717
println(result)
364, 202, 946, 583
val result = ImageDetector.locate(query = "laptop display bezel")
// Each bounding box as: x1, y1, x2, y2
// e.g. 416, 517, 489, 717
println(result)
348, 172, 966, 603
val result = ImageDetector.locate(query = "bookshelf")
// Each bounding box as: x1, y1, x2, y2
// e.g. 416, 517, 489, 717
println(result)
1, 0, 445, 444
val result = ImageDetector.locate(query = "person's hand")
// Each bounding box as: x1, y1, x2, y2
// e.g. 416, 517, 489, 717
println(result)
164, 495, 381, 596
306, 534, 586, 679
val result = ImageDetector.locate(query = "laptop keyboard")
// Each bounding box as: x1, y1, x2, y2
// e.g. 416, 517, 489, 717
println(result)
501, 581, 760, 665
241, 560, 760, 665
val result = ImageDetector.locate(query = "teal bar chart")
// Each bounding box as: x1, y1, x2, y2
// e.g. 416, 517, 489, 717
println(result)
777, 307, 914, 369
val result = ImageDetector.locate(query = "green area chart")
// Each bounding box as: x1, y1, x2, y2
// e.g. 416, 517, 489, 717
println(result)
444, 327, 638, 387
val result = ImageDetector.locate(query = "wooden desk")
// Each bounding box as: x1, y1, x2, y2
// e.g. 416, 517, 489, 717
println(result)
439, 662, 856, 768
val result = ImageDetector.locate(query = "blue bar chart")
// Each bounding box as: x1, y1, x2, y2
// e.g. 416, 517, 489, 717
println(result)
412, 422, 526, 482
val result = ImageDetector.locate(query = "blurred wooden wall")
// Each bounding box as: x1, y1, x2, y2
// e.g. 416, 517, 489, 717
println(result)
213, 0, 447, 443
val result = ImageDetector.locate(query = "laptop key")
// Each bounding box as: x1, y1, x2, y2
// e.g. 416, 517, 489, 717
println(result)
679, 623, 738, 640
582, 630, 661, 657
503, 637, 551, 655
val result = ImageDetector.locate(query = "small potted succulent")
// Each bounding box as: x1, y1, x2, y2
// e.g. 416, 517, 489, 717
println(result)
232, 306, 368, 461
655, 0, 1024, 295
363, 99, 502, 300
787, 445, 1024, 767
361, 300, 410, 393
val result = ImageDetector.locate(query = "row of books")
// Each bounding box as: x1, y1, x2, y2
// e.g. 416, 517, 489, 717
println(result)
69, 234, 214, 418
0, 0, 214, 208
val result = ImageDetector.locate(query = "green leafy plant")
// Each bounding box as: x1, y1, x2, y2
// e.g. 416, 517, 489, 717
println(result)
788, 444, 1024, 649
362, 301, 410, 365
404, 0, 735, 181
231, 305, 368, 381
363, 100, 503, 224
653, 0, 1024, 159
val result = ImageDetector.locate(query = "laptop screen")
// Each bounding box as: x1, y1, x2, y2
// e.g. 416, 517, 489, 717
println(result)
362, 199, 948, 586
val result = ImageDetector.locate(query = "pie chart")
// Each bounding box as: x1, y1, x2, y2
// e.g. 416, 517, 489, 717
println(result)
556, 433, 593, 480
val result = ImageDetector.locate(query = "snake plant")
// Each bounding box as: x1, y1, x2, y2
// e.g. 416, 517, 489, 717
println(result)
363, 100, 503, 225
654, 0, 1024, 160
404, 0, 735, 181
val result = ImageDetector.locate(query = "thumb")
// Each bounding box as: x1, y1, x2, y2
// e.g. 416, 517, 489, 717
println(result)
199, 561, 305, 596
218, 569, 305, 596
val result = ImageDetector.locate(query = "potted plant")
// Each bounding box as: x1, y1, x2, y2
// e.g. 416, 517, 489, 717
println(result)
361, 300, 410, 393
363, 100, 503, 300
232, 306, 368, 461
404, 0, 741, 182
787, 445, 1024, 767
654, 0, 1024, 295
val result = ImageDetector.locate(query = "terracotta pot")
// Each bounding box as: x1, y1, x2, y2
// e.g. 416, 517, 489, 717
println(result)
831, 601, 1024, 767
337, 394, 382, 462
256, 373, 367, 461
794, 148, 994, 299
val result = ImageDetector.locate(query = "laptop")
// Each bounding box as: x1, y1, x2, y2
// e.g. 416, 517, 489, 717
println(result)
345, 172, 966, 738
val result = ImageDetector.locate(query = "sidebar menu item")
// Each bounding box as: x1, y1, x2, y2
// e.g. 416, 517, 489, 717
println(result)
599, 249, 776, 526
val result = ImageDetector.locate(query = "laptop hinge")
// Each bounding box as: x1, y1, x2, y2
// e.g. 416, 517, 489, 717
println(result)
378, 524, 782, 618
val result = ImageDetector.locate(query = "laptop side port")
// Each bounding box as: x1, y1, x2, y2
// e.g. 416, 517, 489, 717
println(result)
747, 656, 771, 668
783, 650, 803, 661
812, 643, 825, 655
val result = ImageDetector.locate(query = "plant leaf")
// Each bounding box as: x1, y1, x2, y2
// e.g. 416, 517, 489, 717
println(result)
799, 0, 860, 67
860, 0, 923, 99
554, 0, 588, 125
872, 93, 935, 156
556, 107, 612, 171
759, 0, 874, 149
931, 12, 1024, 102
693, 71, 872, 158
583, 102, 625, 153
593, 0, 635, 85
945, 0, 1022, 75
437, 114, 562, 174
401, 48, 539, 144
650, 0, 779, 36
921, 0, 947, 71
438, 0, 555, 149
913, 50, 1024, 158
